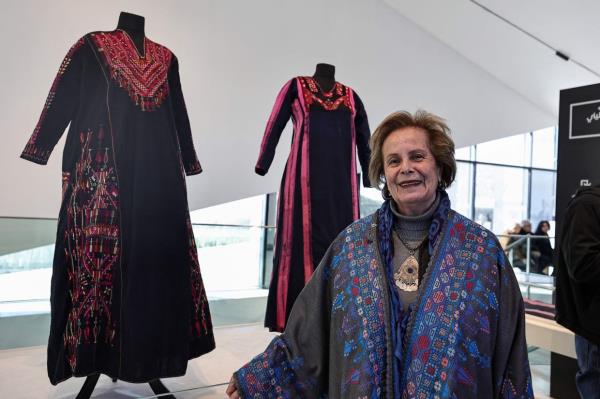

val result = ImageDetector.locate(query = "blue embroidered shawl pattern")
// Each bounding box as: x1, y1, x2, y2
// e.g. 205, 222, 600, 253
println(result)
235, 214, 390, 398
234, 197, 533, 398
400, 211, 533, 398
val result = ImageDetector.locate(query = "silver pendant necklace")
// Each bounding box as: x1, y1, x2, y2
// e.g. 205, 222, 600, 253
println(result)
394, 232, 425, 292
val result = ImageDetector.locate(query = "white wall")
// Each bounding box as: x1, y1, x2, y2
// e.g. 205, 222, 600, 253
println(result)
1, 0, 554, 218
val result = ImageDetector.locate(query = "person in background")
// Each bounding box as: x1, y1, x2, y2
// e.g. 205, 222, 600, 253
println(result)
226, 110, 532, 398
508, 220, 534, 271
531, 220, 553, 274
556, 186, 600, 399
500, 222, 522, 249
519, 220, 533, 235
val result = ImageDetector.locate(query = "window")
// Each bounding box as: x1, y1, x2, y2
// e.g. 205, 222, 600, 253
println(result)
531, 127, 557, 169
190, 195, 266, 225
449, 127, 557, 235
474, 165, 529, 233
360, 187, 384, 218
455, 146, 473, 161
530, 170, 556, 227
447, 161, 473, 218
190, 195, 268, 292
476, 133, 531, 167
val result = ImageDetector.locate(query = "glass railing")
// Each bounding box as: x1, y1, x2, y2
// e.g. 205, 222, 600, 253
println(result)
1, 218, 559, 309
0, 217, 276, 317
498, 234, 555, 302
1, 219, 557, 311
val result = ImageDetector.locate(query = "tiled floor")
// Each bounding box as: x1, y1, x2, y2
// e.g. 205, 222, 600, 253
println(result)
0, 323, 554, 398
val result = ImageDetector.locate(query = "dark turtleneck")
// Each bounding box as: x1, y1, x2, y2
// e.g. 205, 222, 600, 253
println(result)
117, 12, 146, 56
312, 63, 336, 92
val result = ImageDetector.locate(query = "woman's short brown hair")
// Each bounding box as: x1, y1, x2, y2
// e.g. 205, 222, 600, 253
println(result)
368, 110, 456, 192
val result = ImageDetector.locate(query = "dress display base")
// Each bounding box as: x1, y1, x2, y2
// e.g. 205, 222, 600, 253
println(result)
76, 374, 175, 399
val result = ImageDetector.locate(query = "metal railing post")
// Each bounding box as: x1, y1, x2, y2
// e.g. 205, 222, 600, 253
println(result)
526, 235, 531, 298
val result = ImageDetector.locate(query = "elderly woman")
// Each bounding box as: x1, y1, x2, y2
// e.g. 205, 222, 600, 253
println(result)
227, 110, 533, 398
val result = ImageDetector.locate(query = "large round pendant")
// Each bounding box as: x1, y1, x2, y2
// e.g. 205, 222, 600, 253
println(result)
394, 255, 419, 292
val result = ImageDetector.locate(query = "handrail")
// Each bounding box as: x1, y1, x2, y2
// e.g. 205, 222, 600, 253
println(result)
190, 222, 276, 229
501, 234, 556, 297
504, 235, 528, 251
498, 234, 554, 239
518, 281, 555, 291
0, 216, 277, 230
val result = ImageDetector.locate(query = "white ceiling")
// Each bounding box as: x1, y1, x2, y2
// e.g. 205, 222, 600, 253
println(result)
384, 0, 600, 118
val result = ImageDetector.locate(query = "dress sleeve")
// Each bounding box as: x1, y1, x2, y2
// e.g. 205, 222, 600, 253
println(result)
352, 91, 372, 187
493, 249, 534, 398
21, 37, 85, 165
168, 55, 202, 176
255, 78, 297, 176
234, 242, 333, 398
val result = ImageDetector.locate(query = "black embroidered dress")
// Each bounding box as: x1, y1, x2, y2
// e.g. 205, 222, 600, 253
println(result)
256, 77, 371, 332
21, 31, 215, 384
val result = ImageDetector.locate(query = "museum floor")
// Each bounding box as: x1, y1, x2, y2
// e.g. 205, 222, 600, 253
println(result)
0, 321, 554, 398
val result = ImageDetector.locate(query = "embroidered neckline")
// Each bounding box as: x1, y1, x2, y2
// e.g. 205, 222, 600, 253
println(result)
311, 78, 338, 97
298, 76, 352, 111
116, 29, 147, 58
92, 31, 172, 111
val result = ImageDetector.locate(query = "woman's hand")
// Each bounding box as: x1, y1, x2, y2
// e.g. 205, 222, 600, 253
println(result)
226, 375, 240, 398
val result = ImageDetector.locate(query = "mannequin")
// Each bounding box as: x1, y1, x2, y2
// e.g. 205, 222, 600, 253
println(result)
75, 12, 175, 399
312, 63, 336, 93
256, 63, 372, 332
117, 11, 145, 56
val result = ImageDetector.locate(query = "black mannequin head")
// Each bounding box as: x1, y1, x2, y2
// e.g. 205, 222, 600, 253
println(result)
313, 63, 336, 92
117, 12, 146, 55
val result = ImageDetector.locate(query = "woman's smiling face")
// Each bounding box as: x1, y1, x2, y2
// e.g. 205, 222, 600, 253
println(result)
382, 127, 440, 216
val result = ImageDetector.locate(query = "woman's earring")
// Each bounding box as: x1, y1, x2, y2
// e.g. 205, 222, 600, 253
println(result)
382, 184, 392, 200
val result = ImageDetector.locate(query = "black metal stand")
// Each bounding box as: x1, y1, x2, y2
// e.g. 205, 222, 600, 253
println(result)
149, 379, 176, 398
75, 374, 176, 399
75, 374, 100, 399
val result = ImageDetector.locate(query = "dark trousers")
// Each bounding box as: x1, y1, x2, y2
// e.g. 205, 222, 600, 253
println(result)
575, 334, 600, 399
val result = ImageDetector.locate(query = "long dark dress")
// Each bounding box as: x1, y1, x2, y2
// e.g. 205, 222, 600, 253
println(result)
256, 77, 371, 332
21, 30, 215, 385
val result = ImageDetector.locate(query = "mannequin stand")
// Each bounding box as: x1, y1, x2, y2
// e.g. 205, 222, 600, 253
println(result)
75, 374, 176, 399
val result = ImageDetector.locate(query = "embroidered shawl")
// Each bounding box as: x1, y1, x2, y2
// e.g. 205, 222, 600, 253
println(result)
234, 198, 533, 398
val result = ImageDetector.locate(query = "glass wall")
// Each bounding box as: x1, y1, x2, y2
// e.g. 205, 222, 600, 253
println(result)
448, 127, 557, 234
190, 195, 270, 292
474, 165, 529, 232
359, 126, 557, 234
0, 195, 273, 317
475, 133, 531, 167
446, 162, 473, 217
360, 186, 385, 218
530, 170, 557, 226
